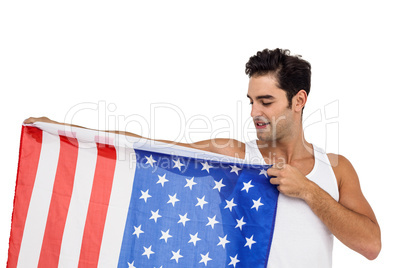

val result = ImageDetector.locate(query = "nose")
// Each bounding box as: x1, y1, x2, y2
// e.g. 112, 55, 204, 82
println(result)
250, 103, 263, 118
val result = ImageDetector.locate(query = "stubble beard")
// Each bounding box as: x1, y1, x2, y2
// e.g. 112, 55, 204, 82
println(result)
256, 114, 293, 147
257, 129, 280, 148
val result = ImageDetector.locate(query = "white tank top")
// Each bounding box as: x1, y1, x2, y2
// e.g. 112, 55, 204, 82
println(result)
244, 140, 339, 268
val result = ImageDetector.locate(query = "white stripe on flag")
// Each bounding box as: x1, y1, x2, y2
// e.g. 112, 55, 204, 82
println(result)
58, 141, 98, 267
98, 146, 136, 267
17, 131, 61, 267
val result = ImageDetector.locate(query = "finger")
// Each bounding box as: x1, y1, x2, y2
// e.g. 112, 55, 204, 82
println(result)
267, 167, 281, 177
23, 116, 51, 125
270, 177, 280, 185
276, 185, 282, 193
23, 117, 36, 124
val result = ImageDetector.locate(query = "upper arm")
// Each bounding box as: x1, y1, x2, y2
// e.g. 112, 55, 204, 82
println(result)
155, 138, 246, 159
190, 139, 246, 159
328, 154, 378, 225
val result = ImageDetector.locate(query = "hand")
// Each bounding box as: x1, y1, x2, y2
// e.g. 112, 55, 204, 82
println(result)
24, 117, 58, 125
267, 164, 313, 200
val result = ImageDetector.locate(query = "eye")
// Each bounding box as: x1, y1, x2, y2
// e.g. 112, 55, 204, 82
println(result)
249, 102, 253, 105
262, 102, 272, 106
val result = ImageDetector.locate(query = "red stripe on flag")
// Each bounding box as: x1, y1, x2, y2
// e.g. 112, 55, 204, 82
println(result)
7, 126, 43, 268
78, 143, 117, 267
37, 136, 79, 267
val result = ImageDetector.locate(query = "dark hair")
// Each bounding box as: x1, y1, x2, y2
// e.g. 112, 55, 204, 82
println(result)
245, 48, 311, 107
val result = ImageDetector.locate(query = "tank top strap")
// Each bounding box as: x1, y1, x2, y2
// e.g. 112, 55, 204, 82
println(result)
244, 140, 266, 165
309, 144, 339, 202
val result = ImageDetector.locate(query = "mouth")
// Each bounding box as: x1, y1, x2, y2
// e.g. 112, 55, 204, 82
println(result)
255, 121, 270, 129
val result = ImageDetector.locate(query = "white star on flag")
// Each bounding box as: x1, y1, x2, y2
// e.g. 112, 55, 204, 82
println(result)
139, 189, 152, 203
259, 168, 268, 178
244, 235, 256, 249
188, 232, 201, 246
167, 193, 180, 207
241, 180, 254, 193
178, 213, 190, 226
145, 155, 157, 167
133, 225, 144, 238
201, 161, 213, 173
149, 209, 162, 223
224, 198, 237, 212
160, 229, 172, 243
156, 174, 168, 187
229, 165, 242, 175
229, 254, 240, 267
171, 249, 183, 263
217, 235, 230, 249
199, 252, 212, 266
195, 196, 208, 209
235, 216, 246, 230
213, 179, 225, 192
206, 215, 219, 229
251, 197, 264, 211
142, 245, 154, 259
184, 177, 197, 190
172, 159, 185, 171
127, 261, 136, 268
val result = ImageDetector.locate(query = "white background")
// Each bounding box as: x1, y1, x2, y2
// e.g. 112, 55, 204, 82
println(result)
1, 0, 401, 267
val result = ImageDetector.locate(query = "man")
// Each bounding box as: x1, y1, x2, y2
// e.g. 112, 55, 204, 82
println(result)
25, 48, 381, 267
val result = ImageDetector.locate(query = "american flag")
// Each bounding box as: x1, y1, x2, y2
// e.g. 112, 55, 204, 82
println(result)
8, 123, 279, 268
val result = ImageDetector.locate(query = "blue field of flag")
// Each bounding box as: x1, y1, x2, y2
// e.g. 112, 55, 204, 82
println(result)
118, 149, 279, 267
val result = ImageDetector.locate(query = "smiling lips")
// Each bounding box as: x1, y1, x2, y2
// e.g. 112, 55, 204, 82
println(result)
255, 121, 270, 129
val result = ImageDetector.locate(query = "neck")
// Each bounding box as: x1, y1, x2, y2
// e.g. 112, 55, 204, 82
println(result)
257, 129, 313, 165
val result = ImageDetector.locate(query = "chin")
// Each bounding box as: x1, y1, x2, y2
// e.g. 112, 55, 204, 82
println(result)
256, 133, 273, 142
256, 130, 282, 143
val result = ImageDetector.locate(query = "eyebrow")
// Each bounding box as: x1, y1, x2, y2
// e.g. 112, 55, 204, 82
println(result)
246, 94, 275, 100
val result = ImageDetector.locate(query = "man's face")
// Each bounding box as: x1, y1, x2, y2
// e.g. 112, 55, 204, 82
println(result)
247, 74, 295, 143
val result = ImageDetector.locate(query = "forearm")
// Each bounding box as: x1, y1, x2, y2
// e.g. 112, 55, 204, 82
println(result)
303, 181, 381, 260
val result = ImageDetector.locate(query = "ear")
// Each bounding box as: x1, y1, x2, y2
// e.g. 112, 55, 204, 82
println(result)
293, 90, 308, 112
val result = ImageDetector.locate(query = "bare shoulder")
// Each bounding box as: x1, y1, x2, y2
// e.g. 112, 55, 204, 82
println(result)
327, 153, 351, 168
327, 153, 365, 198
327, 153, 359, 189
190, 138, 246, 159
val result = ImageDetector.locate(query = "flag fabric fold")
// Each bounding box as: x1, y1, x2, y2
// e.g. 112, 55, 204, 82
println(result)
8, 123, 279, 268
